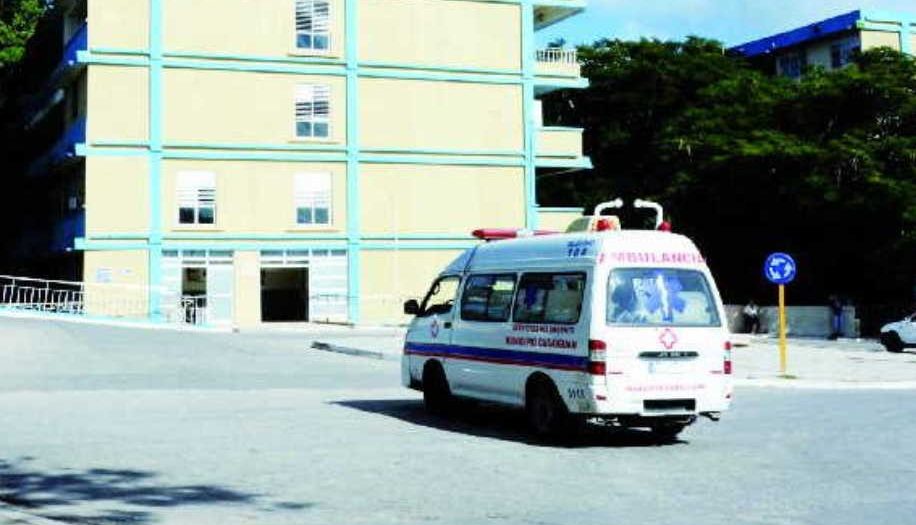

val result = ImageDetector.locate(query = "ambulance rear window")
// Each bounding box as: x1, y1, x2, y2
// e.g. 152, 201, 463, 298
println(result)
606, 268, 721, 327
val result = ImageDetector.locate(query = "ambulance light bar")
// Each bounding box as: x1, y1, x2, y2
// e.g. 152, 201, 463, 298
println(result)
471, 228, 559, 241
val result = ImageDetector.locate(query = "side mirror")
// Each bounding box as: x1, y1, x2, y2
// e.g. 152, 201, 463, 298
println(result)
403, 299, 420, 316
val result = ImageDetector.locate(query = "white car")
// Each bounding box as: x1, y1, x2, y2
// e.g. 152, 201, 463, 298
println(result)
880, 313, 916, 353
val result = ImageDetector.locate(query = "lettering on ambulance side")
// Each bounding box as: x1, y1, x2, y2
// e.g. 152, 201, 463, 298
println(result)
608, 252, 705, 265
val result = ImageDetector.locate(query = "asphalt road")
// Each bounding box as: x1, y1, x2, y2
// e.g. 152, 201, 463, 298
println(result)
1, 317, 915, 525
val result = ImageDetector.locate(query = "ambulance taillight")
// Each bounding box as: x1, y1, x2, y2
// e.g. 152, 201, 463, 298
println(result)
724, 341, 733, 375
588, 339, 607, 375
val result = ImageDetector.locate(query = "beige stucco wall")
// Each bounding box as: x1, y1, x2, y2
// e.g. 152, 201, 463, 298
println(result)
83, 250, 149, 318
359, 0, 520, 71
87, 66, 149, 143
360, 78, 523, 152
360, 249, 464, 323
861, 29, 902, 51
233, 250, 262, 328
537, 128, 583, 158
537, 210, 582, 232
163, 69, 346, 145
160, 160, 347, 234
359, 164, 524, 235
85, 156, 150, 235
88, 0, 149, 50
163, 0, 345, 58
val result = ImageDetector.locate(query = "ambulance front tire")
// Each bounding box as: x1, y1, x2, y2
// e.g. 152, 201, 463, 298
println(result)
422, 361, 452, 415
525, 376, 571, 438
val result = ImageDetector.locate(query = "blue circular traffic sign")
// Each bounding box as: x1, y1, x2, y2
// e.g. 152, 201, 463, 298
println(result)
764, 252, 796, 285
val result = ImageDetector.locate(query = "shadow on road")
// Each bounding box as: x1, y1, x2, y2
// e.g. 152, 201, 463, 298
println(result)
333, 399, 687, 448
0, 458, 313, 524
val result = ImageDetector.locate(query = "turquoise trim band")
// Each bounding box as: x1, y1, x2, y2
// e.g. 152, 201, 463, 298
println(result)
538, 207, 585, 213
147, 0, 164, 321
345, 0, 361, 323
521, 0, 538, 229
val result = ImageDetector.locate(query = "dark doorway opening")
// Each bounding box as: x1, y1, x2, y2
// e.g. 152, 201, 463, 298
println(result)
261, 268, 309, 322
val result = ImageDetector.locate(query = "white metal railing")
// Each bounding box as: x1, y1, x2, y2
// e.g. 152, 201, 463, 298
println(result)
0, 275, 150, 319
536, 48, 578, 65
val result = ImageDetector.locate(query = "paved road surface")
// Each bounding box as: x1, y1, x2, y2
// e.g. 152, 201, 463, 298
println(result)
1, 318, 915, 525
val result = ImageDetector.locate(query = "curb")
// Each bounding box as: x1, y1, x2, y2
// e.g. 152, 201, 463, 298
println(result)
311, 341, 390, 360
0, 504, 69, 525
735, 378, 916, 390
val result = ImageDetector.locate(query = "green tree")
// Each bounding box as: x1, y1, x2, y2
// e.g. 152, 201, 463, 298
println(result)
0, 0, 47, 69
541, 40, 916, 313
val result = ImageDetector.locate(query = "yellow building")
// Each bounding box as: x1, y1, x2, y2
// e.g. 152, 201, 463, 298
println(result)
16, 0, 590, 327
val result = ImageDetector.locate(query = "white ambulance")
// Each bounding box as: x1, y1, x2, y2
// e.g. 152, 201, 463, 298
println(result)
401, 200, 733, 439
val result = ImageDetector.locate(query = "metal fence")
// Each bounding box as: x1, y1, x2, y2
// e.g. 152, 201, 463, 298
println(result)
0, 275, 202, 326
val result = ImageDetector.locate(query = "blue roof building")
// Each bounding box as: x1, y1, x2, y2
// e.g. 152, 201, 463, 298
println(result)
731, 10, 914, 77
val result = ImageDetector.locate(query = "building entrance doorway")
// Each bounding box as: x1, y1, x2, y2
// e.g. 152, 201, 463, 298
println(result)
182, 267, 207, 324
261, 268, 309, 322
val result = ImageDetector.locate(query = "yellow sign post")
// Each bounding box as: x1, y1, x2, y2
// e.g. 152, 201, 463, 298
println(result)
778, 284, 787, 375
764, 252, 796, 378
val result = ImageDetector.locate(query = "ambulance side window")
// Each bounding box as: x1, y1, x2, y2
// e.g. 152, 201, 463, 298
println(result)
460, 274, 517, 322
513, 272, 586, 325
418, 276, 461, 318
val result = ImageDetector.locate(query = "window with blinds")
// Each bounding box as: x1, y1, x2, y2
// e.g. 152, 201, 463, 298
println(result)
177, 171, 216, 225
295, 173, 332, 225
295, 84, 331, 139
295, 0, 330, 51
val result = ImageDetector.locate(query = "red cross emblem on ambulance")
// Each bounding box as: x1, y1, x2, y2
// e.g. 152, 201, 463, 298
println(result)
659, 328, 678, 350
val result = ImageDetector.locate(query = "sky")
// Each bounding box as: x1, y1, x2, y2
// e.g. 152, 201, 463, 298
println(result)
535, 0, 913, 48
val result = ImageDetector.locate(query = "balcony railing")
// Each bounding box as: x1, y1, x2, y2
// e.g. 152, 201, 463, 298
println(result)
536, 48, 579, 65
535, 48, 581, 78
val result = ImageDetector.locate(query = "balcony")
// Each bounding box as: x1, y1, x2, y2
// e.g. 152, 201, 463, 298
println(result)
536, 127, 591, 169
51, 212, 86, 253
535, 48, 581, 78
20, 23, 88, 128
26, 117, 86, 178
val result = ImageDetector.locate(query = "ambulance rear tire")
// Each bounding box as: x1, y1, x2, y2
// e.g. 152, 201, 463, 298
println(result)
422, 361, 452, 415
526, 378, 570, 438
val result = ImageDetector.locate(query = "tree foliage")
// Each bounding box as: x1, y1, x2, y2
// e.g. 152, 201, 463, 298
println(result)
541, 38, 916, 309
0, 0, 47, 69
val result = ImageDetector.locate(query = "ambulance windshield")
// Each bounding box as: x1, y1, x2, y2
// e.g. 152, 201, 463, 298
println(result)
606, 268, 721, 327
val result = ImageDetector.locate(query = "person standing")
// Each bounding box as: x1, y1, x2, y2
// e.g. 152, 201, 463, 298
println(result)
743, 300, 760, 334
829, 295, 843, 340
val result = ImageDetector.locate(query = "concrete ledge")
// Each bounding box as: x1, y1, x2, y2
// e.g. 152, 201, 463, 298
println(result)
311, 341, 388, 360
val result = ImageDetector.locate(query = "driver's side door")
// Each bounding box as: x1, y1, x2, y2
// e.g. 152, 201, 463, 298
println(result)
406, 275, 461, 359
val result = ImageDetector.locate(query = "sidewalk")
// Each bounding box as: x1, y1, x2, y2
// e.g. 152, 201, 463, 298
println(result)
312, 331, 916, 389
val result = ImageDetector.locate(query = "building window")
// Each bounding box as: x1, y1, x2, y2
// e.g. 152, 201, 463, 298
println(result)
830, 37, 860, 69
778, 52, 806, 79
460, 274, 517, 323
294, 172, 332, 225
295, 85, 331, 139
177, 171, 216, 225
295, 0, 330, 51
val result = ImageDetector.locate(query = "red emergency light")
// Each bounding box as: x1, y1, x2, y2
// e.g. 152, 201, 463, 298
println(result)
471, 228, 559, 241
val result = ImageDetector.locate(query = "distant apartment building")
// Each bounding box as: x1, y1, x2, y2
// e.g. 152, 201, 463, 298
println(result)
2, 0, 591, 327
731, 10, 915, 78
